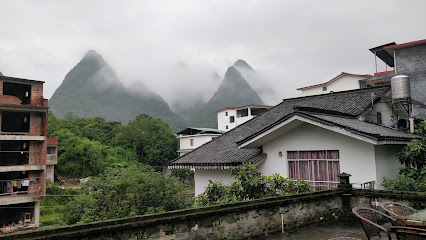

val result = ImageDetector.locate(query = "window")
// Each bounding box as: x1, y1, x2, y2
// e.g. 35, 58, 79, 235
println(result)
322, 86, 327, 91
288, 150, 340, 189
230, 116, 235, 123
226, 125, 228, 130
225, 112, 228, 116
377, 112, 382, 124
47, 146, 56, 155
190, 139, 194, 146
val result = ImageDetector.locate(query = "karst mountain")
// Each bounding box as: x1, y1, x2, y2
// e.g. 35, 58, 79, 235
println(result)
49, 50, 187, 131
185, 64, 264, 128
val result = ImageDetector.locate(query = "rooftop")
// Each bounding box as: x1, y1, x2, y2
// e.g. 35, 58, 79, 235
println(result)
216, 104, 273, 113
170, 86, 418, 168
297, 72, 372, 91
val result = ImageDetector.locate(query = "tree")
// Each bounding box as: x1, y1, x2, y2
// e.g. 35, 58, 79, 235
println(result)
116, 114, 178, 166
52, 129, 137, 178
63, 165, 190, 224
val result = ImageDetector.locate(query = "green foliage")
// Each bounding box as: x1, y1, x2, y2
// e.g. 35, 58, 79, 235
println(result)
171, 169, 194, 182
63, 165, 191, 224
194, 163, 310, 206
382, 170, 426, 192
398, 120, 426, 170
48, 112, 178, 178
40, 182, 79, 228
116, 114, 178, 166
52, 129, 137, 178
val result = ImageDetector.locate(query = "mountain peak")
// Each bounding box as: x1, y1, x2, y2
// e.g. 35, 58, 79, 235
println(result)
233, 59, 254, 71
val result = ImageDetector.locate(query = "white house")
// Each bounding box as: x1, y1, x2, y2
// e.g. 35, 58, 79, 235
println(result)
217, 104, 273, 131
176, 127, 223, 156
170, 87, 419, 196
297, 72, 372, 96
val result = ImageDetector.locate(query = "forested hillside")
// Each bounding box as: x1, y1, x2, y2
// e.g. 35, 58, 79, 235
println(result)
49, 50, 187, 131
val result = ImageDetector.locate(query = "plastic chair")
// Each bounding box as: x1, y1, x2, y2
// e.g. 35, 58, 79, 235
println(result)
390, 226, 426, 240
380, 201, 417, 217
352, 206, 396, 240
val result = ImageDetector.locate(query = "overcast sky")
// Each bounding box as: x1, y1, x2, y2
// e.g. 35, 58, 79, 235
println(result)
1, 1, 426, 105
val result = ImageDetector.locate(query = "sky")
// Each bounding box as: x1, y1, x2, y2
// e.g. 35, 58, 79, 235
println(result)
1, 1, 426, 106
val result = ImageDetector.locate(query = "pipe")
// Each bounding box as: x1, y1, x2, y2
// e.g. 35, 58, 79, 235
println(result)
409, 117, 414, 133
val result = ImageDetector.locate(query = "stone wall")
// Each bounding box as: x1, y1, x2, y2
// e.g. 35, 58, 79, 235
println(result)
1, 189, 425, 240
0, 190, 344, 240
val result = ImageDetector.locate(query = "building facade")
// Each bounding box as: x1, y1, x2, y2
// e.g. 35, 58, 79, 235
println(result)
297, 72, 371, 96
217, 104, 273, 131
176, 128, 223, 156
170, 87, 418, 196
0, 75, 50, 230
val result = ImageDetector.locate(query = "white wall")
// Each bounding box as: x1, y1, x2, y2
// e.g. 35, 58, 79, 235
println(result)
217, 109, 237, 131
362, 99, 394, 126
194, 169, 235, 196
301, 75, 367, 96
374, 145, 405, 189
259, 123, 379, 185
179, 134, 218, 150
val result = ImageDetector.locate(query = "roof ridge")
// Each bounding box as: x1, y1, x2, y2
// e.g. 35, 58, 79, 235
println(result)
282, 86, 390, 102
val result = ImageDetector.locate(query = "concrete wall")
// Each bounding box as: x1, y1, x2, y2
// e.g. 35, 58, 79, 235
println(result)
301, 75, 366, 96
217, 109, 237, 131
0, 190, 345, 240
259, 123, 382, 185
361, 99, 394, 126
179, 134, 218, 151
3, 189, 425, 240
395, 44, 426, 119
374, 145, 405, 188
194, 169, 235, 196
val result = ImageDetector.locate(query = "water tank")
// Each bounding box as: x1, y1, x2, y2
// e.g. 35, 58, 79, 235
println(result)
391, 75, 411, 101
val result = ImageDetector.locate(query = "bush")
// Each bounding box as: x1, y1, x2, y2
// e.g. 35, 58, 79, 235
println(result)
63, 165, 191, 224
195, 163, 310, 206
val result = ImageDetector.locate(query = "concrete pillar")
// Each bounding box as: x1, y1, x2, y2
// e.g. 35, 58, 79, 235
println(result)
34, 201, 40, 226
247, 107, 252, 116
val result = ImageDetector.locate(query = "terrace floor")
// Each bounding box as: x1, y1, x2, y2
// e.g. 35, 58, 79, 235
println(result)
263, 220, 391, 240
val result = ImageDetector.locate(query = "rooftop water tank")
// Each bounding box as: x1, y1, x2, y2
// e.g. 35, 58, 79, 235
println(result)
391, 75, 411, 102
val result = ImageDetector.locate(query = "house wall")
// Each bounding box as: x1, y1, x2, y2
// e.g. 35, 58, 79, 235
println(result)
258, 123, 380, 186
301, 75, 367, 96
374, 145, 405, 188
179, 135, 219, 151
217, 109, 237, 131
395, 44, 426, 119
194, 169, 235, 196
361, 99, 394, 126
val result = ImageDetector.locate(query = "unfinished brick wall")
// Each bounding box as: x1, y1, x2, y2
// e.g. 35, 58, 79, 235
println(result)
30, 112, 46, 136
28, 171, 45, 196
0, 95, 22, 105
30, 85, 43, 106
0, 80, 3, 95
29, 142, 46, 166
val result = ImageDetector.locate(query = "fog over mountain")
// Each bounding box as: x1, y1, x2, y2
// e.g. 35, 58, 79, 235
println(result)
49, 50, 187, 131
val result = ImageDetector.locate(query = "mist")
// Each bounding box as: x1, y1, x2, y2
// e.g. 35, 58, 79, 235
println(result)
1, 0, 426, 105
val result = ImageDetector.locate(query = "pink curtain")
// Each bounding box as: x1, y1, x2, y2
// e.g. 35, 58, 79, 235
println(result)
287, 151, 298, 159
327, 150, 339, 159
288, 161, 298, 179
299, 151, 311, 159
299, 161, 309, 180
317, 151, 326, 159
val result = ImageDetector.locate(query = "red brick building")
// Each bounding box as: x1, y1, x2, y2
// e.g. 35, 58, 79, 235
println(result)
0, 75, 51, 229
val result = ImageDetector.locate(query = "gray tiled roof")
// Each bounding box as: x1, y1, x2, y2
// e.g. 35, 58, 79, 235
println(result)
170, 86, 416, 167
307, 113, 419, 141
